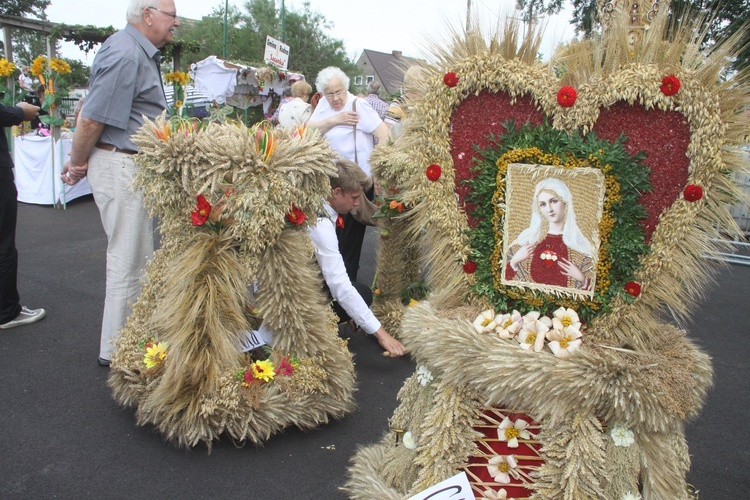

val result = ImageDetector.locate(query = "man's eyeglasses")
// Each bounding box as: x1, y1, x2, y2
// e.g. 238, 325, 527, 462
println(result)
325, 89, 345, 100
149, 6, 178, 19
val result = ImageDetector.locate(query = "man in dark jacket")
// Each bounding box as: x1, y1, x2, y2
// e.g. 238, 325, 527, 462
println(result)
0, 102, 46, 329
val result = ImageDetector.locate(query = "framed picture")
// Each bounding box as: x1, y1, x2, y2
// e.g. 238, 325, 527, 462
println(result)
499, 164, 606, 298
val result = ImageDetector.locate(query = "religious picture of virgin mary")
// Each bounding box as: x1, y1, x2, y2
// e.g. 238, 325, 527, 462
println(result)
500, 164, 606, 298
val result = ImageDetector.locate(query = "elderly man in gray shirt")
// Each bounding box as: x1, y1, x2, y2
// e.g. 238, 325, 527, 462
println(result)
62, 0, 180, 366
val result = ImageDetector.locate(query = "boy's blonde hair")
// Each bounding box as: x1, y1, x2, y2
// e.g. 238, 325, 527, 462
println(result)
331, 158, 372, 194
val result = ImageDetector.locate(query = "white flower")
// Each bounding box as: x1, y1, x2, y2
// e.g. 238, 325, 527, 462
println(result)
482, 488, 511, 500
416, 365, 433, 386
473, 309, 498, 334
552, 307, 581, 331
517, 312, 549, 352
610, 425, 635, 447
622, 492, 642, 500
402, 431, 417, 450
494, 310, 523, 339
546, 326, 583, 357
487, 454, 518, 484
498, 416, 532, 448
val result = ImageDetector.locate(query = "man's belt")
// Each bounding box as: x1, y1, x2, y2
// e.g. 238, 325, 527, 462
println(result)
95, 142, 137, 155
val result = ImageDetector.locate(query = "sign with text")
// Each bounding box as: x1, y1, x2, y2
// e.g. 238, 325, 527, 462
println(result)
264, 35, 290, 70
407, 472, 474, 500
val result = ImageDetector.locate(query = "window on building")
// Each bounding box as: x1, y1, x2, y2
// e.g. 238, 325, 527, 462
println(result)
354, 76, 363, 85
366, 75, 374, 84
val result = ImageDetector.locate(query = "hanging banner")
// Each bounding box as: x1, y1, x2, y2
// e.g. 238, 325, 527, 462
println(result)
264, 35, 290, 70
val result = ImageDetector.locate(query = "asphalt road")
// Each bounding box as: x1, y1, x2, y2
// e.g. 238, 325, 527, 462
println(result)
1, 196, 747, 498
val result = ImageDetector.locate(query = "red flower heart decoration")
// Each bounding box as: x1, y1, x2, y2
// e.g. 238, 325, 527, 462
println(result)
660, 75, 681, 96
443, 72, 459, 88
426, 164, 442, 181
683, 184, 703, 202
556, 86, 577, 107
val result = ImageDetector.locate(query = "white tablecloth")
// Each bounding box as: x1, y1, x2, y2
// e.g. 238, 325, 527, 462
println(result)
13, 134, 92, 205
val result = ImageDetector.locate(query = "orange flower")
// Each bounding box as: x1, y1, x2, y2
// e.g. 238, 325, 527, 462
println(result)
389, 200, 405, 212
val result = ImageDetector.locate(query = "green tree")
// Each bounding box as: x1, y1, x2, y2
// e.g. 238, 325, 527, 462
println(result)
175, 0, 359, 87
515, 0, 566, 23
0, 0, 49, 18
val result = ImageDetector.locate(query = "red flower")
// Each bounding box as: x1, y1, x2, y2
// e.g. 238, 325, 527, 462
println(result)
336, 215, 345, 229
191, 194, 211, 226
443, 72, 459, 88
286, 205, 306, 225
624, 281, 641, 297
426, 164, 442, 181
463, 261, 477, 274
683, 184, 703, 202
557, 86, 577, 107
660, 75, 681, 96
243, 368, 255, 386
275, 356, 294, 376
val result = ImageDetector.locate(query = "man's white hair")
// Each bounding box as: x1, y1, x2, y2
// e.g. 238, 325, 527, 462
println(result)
315, 67, 350, 93
127, 0, 153, 24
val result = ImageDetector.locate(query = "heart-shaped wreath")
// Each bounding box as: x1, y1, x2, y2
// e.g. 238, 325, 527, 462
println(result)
351, 11, 748, 500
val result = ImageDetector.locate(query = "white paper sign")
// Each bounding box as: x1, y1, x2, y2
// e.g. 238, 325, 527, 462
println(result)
407, 472, 474, 500
263, 35, 290, 70
239, 323, 273, 352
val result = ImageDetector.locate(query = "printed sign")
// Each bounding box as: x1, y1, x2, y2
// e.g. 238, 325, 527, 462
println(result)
264, 35, 290, 70
407, 472, 474, 500
239, 323, 273, 352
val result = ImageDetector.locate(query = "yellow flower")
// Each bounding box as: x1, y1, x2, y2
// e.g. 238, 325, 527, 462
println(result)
252, 359, 276, 382
175, 100, 183, 109
31, 55, 47, 77
0, 58, 16, 78
165, 71, 191, 86
144, 341, 168, 368
49, 58, 71, 75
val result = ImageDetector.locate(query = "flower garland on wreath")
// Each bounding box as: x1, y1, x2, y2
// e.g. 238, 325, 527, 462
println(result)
465, 121, 651, 322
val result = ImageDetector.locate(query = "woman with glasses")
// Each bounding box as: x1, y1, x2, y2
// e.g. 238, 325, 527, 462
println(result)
308, 67, 390, 282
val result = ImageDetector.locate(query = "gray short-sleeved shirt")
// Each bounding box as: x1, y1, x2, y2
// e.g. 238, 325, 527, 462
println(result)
82, 24, 166, 152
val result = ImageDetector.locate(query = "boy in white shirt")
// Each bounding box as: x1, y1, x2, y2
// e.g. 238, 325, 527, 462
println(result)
309, 159, 406, 357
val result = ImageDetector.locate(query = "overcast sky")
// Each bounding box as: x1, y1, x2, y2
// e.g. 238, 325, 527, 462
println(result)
44, 0, 576, 65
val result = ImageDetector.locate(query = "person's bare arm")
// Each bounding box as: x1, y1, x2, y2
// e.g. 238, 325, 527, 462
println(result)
373, 121, 390, 144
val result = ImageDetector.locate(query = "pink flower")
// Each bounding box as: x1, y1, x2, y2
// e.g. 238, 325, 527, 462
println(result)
275, 356, 295, 376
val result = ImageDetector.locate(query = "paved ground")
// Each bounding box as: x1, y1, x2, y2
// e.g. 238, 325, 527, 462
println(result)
1, 196, 747, 498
